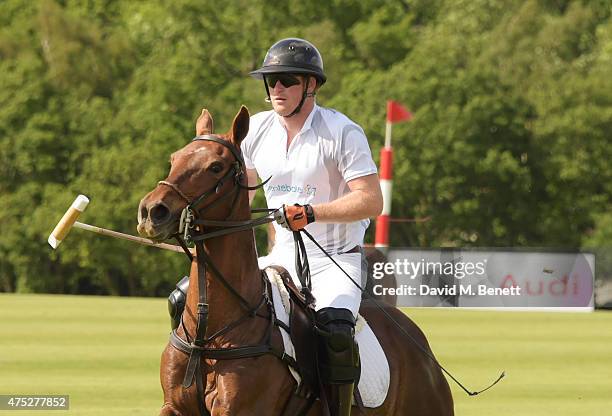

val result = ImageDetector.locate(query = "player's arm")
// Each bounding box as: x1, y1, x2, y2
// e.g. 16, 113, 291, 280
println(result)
275, 173, 382, 231
312, 173, 383, 222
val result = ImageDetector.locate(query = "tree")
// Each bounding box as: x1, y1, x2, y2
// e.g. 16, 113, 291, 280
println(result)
1, 0, 609, 295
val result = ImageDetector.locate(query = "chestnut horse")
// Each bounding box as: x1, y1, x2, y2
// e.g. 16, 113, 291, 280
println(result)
137, 106, 453, 415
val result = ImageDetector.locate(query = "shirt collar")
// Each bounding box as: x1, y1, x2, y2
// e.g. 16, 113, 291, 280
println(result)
301, 103, 319, 133
274, 103, 319, 136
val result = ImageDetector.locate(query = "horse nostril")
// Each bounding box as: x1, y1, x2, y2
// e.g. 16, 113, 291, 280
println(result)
140, 205, 148, 222
150, 203, 170, 224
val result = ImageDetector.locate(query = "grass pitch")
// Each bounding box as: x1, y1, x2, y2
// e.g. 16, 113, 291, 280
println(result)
0, 293, 610, 415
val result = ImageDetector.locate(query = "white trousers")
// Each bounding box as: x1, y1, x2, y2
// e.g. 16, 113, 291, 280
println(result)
258, 247, 366, 318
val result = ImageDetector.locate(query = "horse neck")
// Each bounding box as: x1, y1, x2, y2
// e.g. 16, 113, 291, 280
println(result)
184, 208, 263, 340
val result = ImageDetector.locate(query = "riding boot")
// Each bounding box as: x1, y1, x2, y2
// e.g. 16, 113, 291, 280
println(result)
316, 307, 360, 416
325, 382, 355, 416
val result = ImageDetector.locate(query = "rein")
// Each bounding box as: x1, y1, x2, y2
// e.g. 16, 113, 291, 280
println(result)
298, 228, 506, 397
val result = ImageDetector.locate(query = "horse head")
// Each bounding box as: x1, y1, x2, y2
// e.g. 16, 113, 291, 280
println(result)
137, 106, 250, 242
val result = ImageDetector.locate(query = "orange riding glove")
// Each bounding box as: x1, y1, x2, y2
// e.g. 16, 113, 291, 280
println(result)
275, 204, 315, 231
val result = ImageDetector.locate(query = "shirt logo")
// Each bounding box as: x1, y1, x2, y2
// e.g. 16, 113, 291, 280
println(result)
266, 183, 317, 197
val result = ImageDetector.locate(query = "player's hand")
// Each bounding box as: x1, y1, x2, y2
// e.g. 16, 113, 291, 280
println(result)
275, 204, 315, 231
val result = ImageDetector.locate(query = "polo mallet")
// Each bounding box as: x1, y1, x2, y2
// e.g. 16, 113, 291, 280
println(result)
48, 194, 185, 253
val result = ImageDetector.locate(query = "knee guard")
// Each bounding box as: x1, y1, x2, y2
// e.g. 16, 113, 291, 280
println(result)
168, 276, 189, 330
315, 307, 360, 385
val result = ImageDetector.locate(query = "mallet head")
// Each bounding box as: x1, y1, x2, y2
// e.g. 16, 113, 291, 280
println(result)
48, 195, 90, 249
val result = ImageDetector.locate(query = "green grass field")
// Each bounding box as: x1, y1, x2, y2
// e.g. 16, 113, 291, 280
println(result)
1, 293, 610, 415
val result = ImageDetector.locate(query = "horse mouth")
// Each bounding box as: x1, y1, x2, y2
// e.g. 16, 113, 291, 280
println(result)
137, 219, 179, 243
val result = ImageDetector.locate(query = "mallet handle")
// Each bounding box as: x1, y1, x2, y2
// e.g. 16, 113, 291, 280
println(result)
74, 222, 187, 254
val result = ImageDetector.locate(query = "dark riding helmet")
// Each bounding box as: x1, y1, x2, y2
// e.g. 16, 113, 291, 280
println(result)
249, 38, 327, 85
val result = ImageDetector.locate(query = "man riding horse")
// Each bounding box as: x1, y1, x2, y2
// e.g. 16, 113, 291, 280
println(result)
168, 38, 383, 416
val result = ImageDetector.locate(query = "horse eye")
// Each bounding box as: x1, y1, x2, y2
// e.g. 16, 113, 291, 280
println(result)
209, 162, 224, 174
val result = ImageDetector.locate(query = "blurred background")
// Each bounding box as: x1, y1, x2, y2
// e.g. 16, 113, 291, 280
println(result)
1, 0, 610, 302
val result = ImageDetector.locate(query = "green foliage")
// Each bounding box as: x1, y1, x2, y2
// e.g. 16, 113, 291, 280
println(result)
1, 0, 610, 295
350, 4, 415, 68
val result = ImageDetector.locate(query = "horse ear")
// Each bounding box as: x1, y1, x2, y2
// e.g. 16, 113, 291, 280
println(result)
196, 108, 214, 135
230, 105, 250, 146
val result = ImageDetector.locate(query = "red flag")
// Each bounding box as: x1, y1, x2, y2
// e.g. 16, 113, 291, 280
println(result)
386, 100, 412, 123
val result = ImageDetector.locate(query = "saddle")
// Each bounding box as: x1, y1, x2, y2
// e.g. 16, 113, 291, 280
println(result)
266, 266, 366, 416
266, 266, 319, 410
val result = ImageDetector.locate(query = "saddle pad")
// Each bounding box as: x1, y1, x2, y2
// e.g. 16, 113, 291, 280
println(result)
265, 267, 390, 408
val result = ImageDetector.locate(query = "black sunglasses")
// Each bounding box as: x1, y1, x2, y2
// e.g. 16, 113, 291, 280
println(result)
265, 74, 301, 88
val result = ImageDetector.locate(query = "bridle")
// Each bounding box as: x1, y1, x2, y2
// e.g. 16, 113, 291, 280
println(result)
159, 135, 275, 246
159, 135, 246, 242
156, 135, 294, 416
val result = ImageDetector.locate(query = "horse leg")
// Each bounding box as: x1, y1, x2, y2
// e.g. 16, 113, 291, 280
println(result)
159, 343, 197, 416
159, 402, 183, 416
208, 356, 296, 415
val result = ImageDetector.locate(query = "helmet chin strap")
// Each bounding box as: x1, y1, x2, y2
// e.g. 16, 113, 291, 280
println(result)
263, 80, 272, 103
264, 76, 316, 118
284, 80, 310, 118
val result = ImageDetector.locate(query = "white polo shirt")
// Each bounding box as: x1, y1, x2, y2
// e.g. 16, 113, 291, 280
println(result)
241, 104, 378, 257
